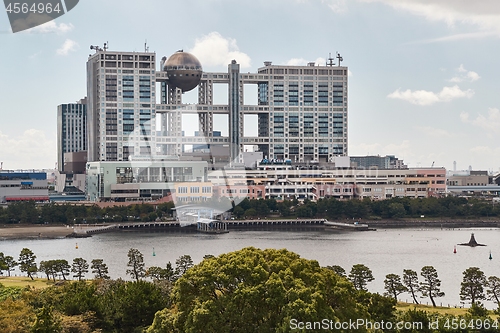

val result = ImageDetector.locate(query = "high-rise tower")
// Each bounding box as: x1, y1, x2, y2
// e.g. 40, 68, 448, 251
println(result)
57, 98, 87, 172
86, 47, 156, 162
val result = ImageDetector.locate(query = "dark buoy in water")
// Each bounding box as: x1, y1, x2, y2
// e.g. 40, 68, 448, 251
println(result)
458, 233, 486, 247
490, 251, 492, 260
454, 246, 456, 253
153, 247, 156, 256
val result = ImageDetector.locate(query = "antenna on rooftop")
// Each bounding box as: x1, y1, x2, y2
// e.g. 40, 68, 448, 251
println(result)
90, 45, 103, 52
336, 52, 343, 66
327, 53, 335, 66
103, 41, 109, 51
145, 40, 149, 52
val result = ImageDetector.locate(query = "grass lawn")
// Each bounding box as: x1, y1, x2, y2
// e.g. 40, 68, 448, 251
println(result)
0, 276, 53, 289
397, 302, 469, 316
397, 302, 498, 318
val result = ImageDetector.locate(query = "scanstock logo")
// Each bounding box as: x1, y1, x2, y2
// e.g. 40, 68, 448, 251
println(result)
4, 0, 79, 33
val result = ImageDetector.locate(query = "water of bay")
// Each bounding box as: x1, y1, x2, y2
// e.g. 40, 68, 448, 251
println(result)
1, 227, 499, 309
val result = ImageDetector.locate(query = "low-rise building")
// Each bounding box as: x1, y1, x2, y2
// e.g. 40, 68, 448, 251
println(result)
0, 171, 49, 203
86, 160, 208, 201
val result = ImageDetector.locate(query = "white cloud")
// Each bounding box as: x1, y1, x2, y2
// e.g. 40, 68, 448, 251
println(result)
360, 0, 500, 39
448, 64, 480, 82
297, 0, 348, 13
404, 31, 497, 45
57, 39, 79, 56
460, 108, 500, 134
469, 146, 500, 155
414, 126, 452, 138
0, 130, 55, 169
27, 21, 74, 34
323, 0, 348, 13
189, 32, 251, 69
387, 85, 474, 106
459, 111, 469, 123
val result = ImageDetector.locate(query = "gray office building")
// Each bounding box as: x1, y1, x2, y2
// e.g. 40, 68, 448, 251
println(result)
86, 47, 348, 165
86, 49, 156, 162
57, 98, 87, 172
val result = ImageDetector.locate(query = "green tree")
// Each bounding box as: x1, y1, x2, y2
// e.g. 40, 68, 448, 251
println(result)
420, 266, 444, 307
164, 262, 176, 282
388, 202, 406, 218
0, 252, 7, 274
71, 258, 89, 281
147, 247, 368, 333
3, 256, 17, 277
487, 276, 500, 309
348, 264, 374, 291
39, 261, 52, 281
54, 260, 71, 281
384, 273, 407, 301
31, 306, 62, 333
396, 307, 433, 333
95, 279, 169, 333
126, 248, 145, 281
174, 254, 193, 278
91, 259, 110, 279
18, 248, 37, 280
145, 266, 168, 281
232, 206, 244, 219
460, 267, 486, 305
403, 269, 420, 304
467, 302, 489, 317
325, 265, 346, 278
244, 208, 257, 217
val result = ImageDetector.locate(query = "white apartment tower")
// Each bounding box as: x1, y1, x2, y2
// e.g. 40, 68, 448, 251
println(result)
86, 48, 156, 162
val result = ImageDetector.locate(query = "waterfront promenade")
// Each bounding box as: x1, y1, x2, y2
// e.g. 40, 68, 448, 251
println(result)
1, 218, 499, 239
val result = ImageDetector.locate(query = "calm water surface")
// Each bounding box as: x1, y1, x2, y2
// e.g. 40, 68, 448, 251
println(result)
1, 227, 499, 308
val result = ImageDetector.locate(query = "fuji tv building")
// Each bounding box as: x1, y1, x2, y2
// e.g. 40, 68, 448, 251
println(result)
85, 47, 446, 202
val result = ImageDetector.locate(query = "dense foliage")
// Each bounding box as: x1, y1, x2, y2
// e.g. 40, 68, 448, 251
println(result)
1, 196, 500, 225
2, 247, 500, 332
147, 247, 370, 333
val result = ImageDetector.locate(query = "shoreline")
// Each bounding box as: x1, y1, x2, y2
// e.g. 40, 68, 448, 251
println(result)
1, 219, 500, 240
0, 225, 77, 240
0, 220, 500, 241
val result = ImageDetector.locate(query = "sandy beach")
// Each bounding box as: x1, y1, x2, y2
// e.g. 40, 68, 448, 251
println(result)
0, 225, 76, 240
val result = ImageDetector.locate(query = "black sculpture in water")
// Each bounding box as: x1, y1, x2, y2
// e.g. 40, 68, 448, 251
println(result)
458, 233, 486, 247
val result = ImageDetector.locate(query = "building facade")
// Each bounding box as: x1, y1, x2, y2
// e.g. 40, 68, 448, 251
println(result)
156, 59, 348, 163
85, 160, 208, 201
86, 50, 156, 162
0, 171, 49, 203
57, 98, 87, 172
87, 48, 348, 165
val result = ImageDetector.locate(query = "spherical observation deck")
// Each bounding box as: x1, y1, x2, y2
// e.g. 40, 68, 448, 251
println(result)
163, 51, 202, 92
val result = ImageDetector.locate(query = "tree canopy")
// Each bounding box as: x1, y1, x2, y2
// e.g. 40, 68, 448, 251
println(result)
348, 264, 375, 291
147, 247, 369, 333
420, 266, 445, 307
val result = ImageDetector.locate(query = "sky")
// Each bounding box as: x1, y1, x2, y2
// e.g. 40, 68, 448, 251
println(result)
0, 0, 499, 172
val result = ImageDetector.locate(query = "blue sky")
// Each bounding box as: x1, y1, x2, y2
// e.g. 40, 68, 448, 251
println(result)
0, 0, 499, 172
